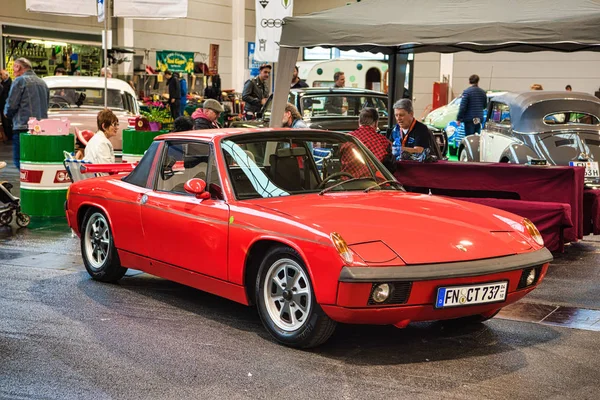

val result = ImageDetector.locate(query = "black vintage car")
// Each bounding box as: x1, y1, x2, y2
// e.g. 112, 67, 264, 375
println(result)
232, 87, 447, 157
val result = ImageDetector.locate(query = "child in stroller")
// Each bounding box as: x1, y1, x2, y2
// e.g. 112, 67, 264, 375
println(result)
0, 163, 31, 227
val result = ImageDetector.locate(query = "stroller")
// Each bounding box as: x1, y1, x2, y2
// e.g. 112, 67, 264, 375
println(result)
0, 181, 31, 227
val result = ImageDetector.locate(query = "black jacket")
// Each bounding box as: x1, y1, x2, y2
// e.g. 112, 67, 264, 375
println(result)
194, 116, 216, 130
242, 77, 269, 113
0, 77, 12, 109
291, 79, 309, 89
168, 76, 181, 103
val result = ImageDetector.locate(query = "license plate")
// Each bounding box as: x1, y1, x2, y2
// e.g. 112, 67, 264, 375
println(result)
435, 281, 508, 309
569, 161, 600, 178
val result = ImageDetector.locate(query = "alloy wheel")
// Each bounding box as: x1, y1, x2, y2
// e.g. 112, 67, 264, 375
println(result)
263, 258, 313, 332
84, 213, 111, 271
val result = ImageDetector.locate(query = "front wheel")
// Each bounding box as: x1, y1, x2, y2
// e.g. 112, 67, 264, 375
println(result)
255, 246, 336, 348
16, 212, 30, 227
81, 209, 127, 282
459, 148, 469, 162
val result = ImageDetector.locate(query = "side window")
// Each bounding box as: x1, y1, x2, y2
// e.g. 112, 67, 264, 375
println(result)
157, 142, 210, 194
207, 154, 224, 200
122, 141, 160, 188
490, 102, 511, 126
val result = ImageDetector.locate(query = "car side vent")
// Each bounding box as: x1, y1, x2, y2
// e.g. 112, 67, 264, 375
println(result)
555, 139, 575, 147
368, 282, 412, 305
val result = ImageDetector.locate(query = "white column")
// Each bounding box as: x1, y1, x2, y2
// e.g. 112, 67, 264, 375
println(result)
232, 0, 246, 92
116, 18, 134, 79
440, 53, 454, 97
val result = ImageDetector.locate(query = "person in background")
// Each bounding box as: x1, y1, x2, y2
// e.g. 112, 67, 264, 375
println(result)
456, 74, 487, 137
282, 103, 307, 128
179, 74, 188, 117
0, 69, 12, 142
242, 64, 271, 116
173, 116, 194, 132
566, 84, 573, 91
164, 70, 181, 121
204, 74, 222, 101
4, 58, 49, 169
54, 67, 66, 76
85, 109, 117, 164
325, 71, 346, 114
291, 66, 308, 89
192, 99, 224, 130
392, 99, 430, 156
100, 67, 113, 78
530, 83, 544, 90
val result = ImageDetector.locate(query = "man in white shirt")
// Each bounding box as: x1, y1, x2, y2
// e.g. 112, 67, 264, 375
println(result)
85, 109, 117, 164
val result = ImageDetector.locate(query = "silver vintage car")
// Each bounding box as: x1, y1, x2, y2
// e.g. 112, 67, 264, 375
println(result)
459, 91, 600, 184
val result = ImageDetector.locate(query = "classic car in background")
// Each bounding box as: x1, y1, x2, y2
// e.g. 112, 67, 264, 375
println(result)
233, 87, 447, 159
424, 91, 505, 156
66, 128, 551, 348
43, 76, 140, 151
459, 91, 600, 185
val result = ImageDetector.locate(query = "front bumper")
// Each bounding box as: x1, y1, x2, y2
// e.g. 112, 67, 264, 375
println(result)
339, 248, 552, 282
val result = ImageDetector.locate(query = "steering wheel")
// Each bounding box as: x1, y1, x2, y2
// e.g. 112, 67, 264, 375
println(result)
49, 95, 71, 109
317, 171, 355, 189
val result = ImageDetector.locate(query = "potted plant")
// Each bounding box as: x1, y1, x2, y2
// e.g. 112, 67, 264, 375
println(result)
141, 105, 171, 131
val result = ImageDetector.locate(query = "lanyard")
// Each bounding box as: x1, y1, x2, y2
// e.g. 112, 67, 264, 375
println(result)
401, 119, 417, 146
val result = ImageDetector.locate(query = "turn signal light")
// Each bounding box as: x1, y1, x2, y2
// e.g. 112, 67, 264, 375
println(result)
330, 232, 353, 264
523, 218, 544, 246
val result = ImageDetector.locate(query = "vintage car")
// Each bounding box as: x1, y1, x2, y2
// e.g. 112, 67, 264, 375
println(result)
233, 87, 448, 158
43, 76, 140, 151
66, 128, 552, 348
459, 91, 600, 184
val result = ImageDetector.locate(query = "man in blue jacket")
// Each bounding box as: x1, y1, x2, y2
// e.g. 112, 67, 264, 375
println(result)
456, 74, 487, 137
4, 58, 49, 169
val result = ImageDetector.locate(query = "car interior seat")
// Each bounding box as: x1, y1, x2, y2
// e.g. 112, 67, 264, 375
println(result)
269, 147, 306, 191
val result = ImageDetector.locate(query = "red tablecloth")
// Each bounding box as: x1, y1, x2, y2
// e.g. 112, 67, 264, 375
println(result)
584, 189, 600, 235
395, 161, 585, 242
453, 197, 573, 252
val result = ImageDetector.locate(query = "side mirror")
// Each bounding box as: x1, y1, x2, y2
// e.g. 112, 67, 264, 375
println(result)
184, 178, 211, 199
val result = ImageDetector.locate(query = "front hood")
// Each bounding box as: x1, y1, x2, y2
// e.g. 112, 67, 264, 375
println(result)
534, 131, 600, 165
251, 192, 532, 264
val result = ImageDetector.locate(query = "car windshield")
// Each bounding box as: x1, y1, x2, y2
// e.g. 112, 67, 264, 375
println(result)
49, 87, 126, 111
300, 95, 388, 118
221, 131, 399, 200
262, 93, 295, 120
543, 111, 600, 126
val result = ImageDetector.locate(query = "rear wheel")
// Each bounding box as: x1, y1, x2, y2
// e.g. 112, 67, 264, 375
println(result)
448, 146, 458, 157
255, 246, 336, 348
0, 211, 13, 226
81, 209, 127, 282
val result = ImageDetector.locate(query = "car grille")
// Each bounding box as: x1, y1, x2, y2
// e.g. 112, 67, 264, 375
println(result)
368, 281, 412, 305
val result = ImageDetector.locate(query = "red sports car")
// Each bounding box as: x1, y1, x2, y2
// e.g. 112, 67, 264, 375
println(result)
66, 128, 553, 348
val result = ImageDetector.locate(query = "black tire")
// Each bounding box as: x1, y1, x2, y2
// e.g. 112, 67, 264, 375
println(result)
0, 211, 13, 226
81, 209, 127, 283
448, 146, 458, 157
255, 246, 337, 348
15, 212, 30, 227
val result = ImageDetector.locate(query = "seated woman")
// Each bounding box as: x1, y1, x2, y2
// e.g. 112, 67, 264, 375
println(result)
85, 109, 118, 164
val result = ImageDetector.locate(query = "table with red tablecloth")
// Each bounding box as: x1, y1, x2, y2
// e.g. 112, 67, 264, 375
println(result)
394, 161, 585, 248
584, 189, 600, 235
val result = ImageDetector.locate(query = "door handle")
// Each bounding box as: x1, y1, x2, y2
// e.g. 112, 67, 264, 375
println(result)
139, 194, 148, 205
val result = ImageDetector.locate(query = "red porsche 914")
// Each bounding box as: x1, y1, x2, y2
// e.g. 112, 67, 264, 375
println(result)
66, 128, 553, 348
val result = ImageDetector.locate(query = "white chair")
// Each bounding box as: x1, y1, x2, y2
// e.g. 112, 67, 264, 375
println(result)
63, 151, 97, 183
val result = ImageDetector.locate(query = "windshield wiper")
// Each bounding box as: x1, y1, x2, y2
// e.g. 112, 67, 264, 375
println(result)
318, 177, 367, 195
363, 179, 403, 193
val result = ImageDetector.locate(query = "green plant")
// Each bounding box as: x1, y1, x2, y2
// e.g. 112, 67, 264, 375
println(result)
141, 107, 172, 124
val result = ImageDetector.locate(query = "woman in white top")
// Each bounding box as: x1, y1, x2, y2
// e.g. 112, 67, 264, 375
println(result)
85, 109, 117, 164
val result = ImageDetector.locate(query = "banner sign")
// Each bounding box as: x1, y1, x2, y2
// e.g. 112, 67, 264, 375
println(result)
156, 51, 195, 73
114, 0, 188, 18
26, 0, 96, 16
255, 0, 294, 62
98, 0, 105, 22
248, 42, 260, 77
209, 44, 219, 75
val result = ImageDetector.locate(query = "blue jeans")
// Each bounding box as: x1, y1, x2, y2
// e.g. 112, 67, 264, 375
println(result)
13, 130, 26, 170
463, 121, 481, 136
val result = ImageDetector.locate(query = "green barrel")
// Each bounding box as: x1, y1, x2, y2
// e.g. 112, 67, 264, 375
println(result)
20, 134, 74, 217
122, 129, 168, 163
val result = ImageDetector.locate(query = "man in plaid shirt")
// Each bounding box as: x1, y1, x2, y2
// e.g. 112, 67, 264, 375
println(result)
341, 108, 394, 177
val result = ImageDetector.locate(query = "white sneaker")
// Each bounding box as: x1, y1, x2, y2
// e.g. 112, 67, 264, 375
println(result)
0, 161, 6, 169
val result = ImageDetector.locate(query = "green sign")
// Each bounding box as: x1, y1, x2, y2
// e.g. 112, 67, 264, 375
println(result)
156, 51, 194, 73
